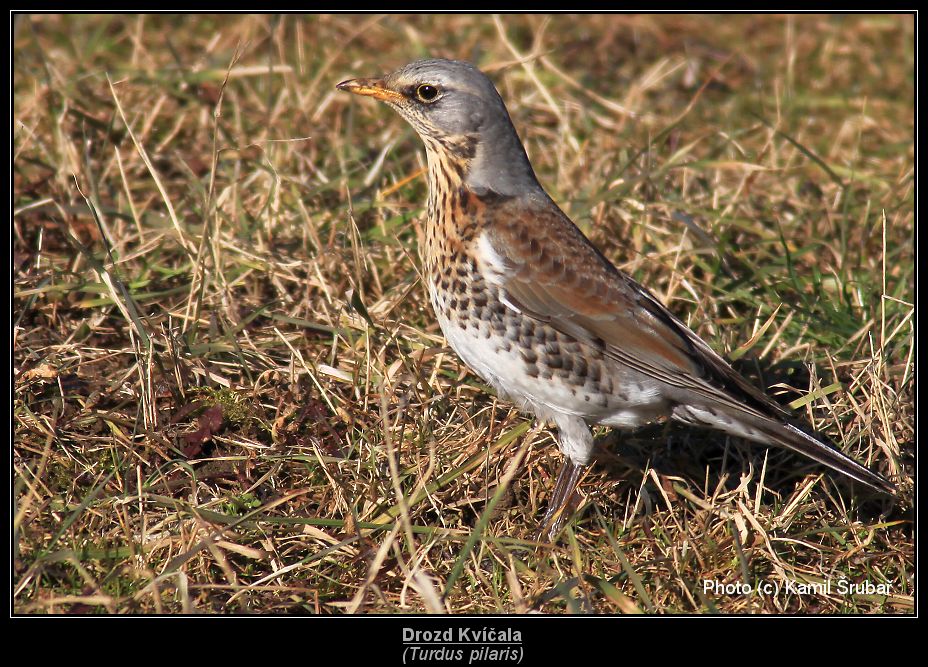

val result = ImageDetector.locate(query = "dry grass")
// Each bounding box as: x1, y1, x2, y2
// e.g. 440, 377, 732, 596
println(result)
13, 13, 914, 614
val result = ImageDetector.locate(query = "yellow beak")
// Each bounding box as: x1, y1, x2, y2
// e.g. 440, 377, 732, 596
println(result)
336, 78, 405, 104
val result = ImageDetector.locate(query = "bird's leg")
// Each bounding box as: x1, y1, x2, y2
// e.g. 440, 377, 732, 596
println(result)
537, 458, 587, 541
537, 417, 594, 541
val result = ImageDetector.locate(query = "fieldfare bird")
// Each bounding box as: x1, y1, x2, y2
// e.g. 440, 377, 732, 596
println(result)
337, 59, 894, 540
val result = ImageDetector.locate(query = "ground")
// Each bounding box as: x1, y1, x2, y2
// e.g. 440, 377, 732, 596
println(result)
13, 13, 914, 614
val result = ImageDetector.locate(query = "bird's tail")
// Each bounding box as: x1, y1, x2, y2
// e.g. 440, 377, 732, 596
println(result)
672, 404, 895, 494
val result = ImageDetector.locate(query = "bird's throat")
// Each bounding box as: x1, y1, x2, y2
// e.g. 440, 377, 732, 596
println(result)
421, 143, 499, 286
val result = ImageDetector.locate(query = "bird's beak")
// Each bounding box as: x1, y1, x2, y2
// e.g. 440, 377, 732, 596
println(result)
336, 77, 405, 104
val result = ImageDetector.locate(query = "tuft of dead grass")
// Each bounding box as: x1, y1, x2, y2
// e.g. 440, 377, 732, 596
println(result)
14, 13, 913, 614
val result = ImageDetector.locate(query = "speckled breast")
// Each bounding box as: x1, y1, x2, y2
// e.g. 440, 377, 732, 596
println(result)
422, 177, 668, 427
426, 256, 666, 426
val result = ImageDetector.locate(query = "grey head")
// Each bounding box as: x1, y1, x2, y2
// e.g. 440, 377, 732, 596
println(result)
337, 59, 542, 197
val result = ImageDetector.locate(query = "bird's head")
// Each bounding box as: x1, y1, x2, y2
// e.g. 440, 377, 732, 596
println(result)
337, 58, 540, 196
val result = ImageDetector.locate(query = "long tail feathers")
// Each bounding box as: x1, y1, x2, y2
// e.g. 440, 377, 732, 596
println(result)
672, 403, 895, 494
753, 420, 895, 495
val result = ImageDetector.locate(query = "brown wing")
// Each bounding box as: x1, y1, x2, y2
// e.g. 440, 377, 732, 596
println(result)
480, 198, 791, 422
477, 198, 894, 494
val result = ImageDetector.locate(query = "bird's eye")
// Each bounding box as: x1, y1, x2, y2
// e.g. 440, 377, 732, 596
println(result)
415, 84, 440, 103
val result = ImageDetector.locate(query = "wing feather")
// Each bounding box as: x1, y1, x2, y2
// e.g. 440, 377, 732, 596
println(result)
479, 201, 787, 422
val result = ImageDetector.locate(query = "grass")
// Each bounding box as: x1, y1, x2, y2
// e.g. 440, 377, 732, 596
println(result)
13, 13, 914, 614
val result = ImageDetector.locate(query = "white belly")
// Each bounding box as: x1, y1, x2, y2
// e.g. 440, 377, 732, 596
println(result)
433, 303, 670, 430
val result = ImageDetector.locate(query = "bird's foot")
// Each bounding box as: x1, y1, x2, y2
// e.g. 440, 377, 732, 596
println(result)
536, 459, 586, 542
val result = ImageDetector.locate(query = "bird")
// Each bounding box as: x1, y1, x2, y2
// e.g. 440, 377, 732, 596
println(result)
336, 58, 895, 540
